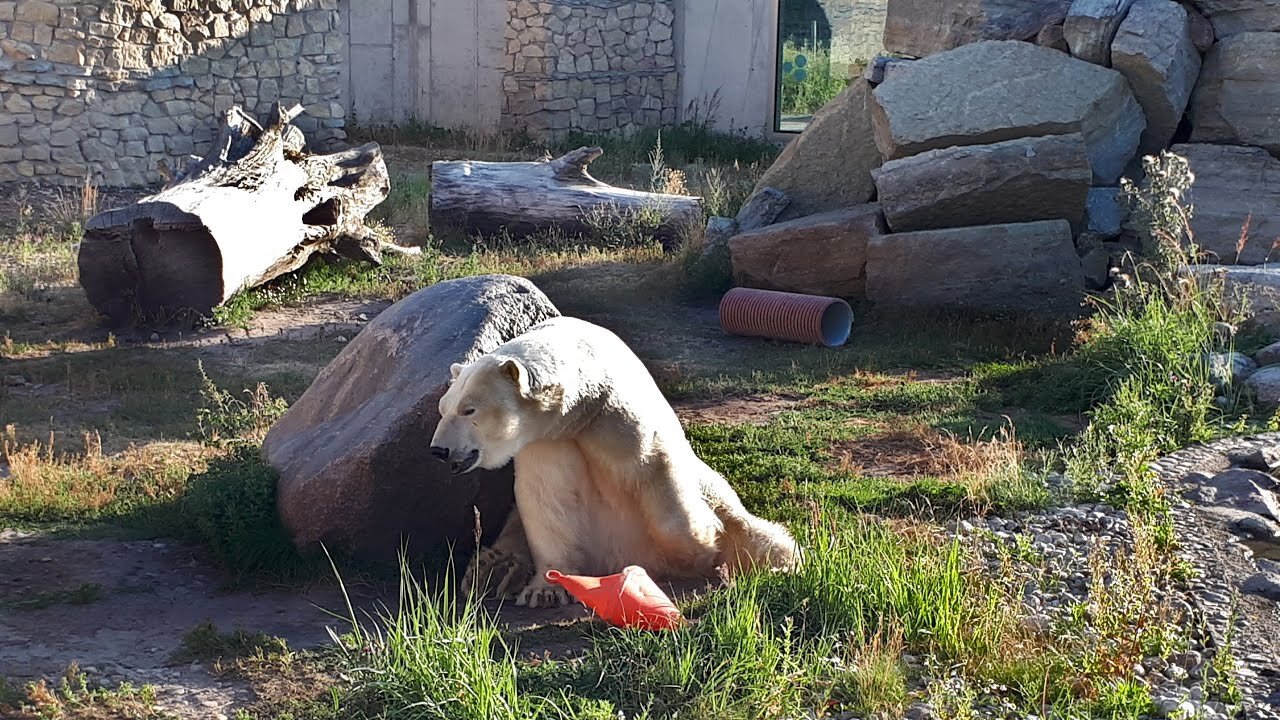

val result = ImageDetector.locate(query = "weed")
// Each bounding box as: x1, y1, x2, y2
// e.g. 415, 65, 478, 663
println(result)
174, 621, 294, 674
3, 582, 104, 612
195, 360, 289, 448
2, 664, 164, 720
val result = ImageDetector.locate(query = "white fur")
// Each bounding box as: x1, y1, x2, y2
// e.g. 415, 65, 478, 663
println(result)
431, 317, 799, 608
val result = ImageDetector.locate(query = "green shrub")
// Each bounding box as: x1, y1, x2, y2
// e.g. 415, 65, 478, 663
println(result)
181, 446, 314, 581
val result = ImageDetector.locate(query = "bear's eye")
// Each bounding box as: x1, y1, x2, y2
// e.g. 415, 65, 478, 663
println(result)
462, 408, 476, 417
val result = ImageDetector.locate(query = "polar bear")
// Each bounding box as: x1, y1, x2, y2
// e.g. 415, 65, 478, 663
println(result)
429, 316, 799, 608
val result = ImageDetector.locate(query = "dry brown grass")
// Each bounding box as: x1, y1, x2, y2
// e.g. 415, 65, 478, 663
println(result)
832, 422, 1021, 481
0, 425, 212, 523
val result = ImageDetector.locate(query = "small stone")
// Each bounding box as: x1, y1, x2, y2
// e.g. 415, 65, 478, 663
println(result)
335, 335, 348, 343
149, 332, 160, 342
3, 375, 27, 387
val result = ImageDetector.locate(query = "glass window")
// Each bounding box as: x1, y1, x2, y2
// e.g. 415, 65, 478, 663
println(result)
775, 0, 881, 133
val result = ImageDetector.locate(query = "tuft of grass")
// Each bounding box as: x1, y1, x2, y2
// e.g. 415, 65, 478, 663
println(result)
174, 621, 293, 670
2, 582, 104, 611
1, 664, 162, 720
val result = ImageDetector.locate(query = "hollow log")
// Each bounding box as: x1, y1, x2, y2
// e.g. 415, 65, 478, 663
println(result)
430, 147, 704, 247
78, 102, 406, 325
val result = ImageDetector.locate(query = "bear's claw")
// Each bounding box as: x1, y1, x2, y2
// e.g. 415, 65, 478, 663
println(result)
515, 581, 572, 609
462, 547, 532, 600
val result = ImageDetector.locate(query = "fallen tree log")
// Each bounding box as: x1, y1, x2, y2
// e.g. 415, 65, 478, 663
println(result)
430, 147, 703, 247
78, 101, 408, 325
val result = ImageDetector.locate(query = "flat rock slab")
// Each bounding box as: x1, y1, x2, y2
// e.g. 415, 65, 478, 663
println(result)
871, 40, 1145, 184
1172, 144, 1280, 265
262, 275, 560, 561
1111, 0, 1202, 156
871, 133, 1091, 233
1189, 32, 1280, 157
1197, 468, 1280, 519
883, 0, 1071, 57
1064, 0, 1138, 65
728, 204, 887, 298
753, 79, 880, 223
864, 219, 1086, 312
1188, 0, 1280, 36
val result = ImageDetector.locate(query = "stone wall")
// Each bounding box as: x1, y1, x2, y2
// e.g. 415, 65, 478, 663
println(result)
0, 0, 345, 187
502, 0, 678, 135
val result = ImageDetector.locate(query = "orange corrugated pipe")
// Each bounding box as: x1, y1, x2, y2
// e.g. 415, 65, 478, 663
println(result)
718, 287, 854, 347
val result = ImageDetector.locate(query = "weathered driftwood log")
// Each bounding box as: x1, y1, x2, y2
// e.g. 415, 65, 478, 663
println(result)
78, 102, 405, 325
430, 147, 703, 247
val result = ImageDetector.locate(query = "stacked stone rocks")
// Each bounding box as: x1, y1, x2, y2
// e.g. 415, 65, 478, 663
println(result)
727, 0, 1280, 315
502, 0, 678, 136
0, 0, 345, 187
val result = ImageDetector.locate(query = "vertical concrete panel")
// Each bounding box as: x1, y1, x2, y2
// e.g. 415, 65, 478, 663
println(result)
393, 23, 418, 123
349, 0, 393, 45
678, 0, 776, 136
429, 0, 480, 128
474, 0, 508, 128
349, 44, 396, 123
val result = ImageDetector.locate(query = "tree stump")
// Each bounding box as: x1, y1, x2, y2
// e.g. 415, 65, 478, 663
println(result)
430, 147, 703, 247
78, 102, 404, 325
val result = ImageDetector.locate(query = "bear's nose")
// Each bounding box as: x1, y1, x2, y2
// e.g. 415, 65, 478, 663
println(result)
429, 446, 450, 461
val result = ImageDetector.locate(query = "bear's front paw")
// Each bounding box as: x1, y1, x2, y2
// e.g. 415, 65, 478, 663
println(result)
515, 580, 572, 609
462, 547, 532, 600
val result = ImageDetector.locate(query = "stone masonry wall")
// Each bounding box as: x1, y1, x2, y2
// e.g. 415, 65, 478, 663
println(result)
0, 0, 345, 188
502, 0, 678, 135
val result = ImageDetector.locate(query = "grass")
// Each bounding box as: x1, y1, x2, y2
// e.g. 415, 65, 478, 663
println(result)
779, 41, 853, 118
2, 582, 104, 612
0, 134, 1264, 720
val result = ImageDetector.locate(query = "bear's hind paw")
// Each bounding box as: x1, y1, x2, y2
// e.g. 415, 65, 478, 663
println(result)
462, 547, 532, 600
515, 581, 572, 609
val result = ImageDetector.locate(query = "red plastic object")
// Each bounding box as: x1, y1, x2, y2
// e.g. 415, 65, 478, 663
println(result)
718, 287, 854, 347
545, 566, 685, 631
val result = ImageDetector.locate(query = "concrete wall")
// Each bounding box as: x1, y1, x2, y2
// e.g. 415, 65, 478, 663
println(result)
0, 0, 346, 187
345, 0, 507, 131
676, 0, 780, 136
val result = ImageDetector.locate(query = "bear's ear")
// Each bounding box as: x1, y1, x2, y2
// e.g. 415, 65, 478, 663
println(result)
499, 358, 532, 398
449, 362, 464, 381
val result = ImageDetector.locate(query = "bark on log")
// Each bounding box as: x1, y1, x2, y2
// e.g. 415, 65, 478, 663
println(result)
429, 147, 703, 247
78, 102, 404, 325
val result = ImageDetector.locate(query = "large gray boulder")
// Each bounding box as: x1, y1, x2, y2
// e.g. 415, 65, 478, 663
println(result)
1111, 0, 1203, 156
864, 219, 1086, 312
1064, 0, 1138, 65
1187, 0, 1280, 36
871, 40, 1146, 184
1246, 365, 1280, 409
1172, 144, 1280, 265
883, 0, 1071, 57
262, 275, 560, 560
728, 204, 887, 298
871, 133, 1092, 232
1195, 468, 1280, 518
753, 79, 881, 223
1189, 32, 1280, 157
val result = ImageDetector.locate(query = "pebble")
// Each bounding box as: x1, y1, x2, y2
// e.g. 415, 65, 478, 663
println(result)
335, 335, 348, 343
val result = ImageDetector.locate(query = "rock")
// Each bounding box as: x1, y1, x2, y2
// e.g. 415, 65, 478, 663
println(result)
695, 216, 739, 270
871, 40, 1146, 184
1111, 0, 1203, 155
1081, 244, 1113, 288
1256, 340, 1280, 367
734, 187, 789, 231
864, 55, 916, 84
2, 375, 26, 387
1189, 33, 1280, 157
1201, 468, 1280, 518
753, 79, 880, 222
1228, 445, 1280, 470
871, 133, 1092, 233
1172, 145, 1280, 265
728, 204, 887, 298
864, 219, 1086, 313
1205, 351, 1258, 389
1242, 572, 1280, 601
1064, 0, 1138, 65
883, 0, 1072, 57
1202, 506, 1280, 539
1037, 21, 1072, 50
1182, 2, 1217, 50
1188, 0, 1280, 36
1248, 365, 1280, 409
262, 275, 561, 560
1082, 187, 1126, 241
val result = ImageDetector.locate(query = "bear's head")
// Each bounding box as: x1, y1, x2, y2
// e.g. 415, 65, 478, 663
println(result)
429, 354, 551, 474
